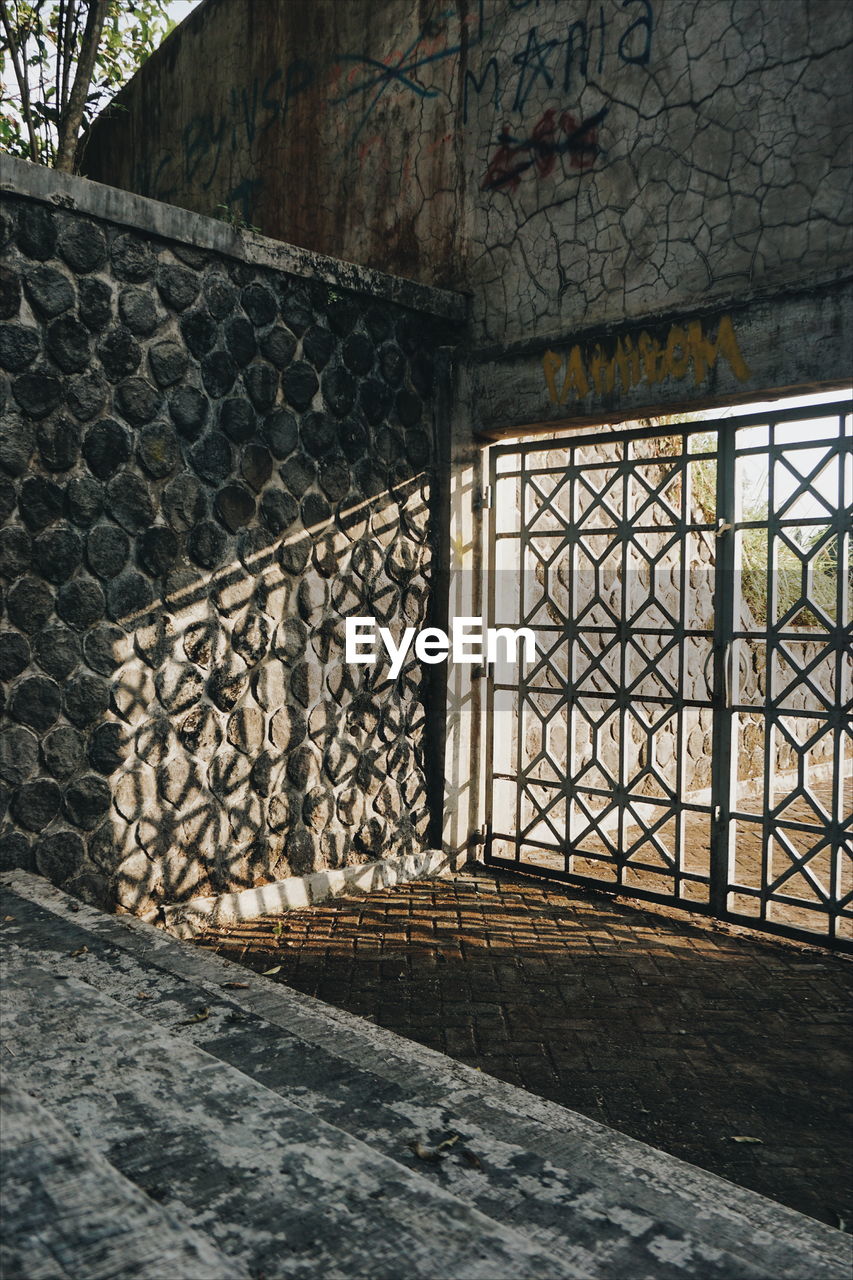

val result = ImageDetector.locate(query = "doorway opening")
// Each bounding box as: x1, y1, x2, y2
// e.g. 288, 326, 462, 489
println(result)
483, 392, 852, 949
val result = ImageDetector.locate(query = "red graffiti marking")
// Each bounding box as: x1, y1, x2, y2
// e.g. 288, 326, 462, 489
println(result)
481, 106, 607, 192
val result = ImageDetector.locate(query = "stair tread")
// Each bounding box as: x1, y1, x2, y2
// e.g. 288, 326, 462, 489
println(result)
0, 1082, 246, 1280
3, 869, 850, 1280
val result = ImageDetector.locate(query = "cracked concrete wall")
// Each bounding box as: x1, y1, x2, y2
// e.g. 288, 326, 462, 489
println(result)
0, 167, 460, 920
82, 0, 853, 360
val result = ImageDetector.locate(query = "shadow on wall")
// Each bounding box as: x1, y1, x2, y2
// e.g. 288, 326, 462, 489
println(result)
0, 197, 447, 921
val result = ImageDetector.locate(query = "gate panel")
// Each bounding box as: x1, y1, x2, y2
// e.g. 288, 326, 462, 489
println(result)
484, 401, 852, 949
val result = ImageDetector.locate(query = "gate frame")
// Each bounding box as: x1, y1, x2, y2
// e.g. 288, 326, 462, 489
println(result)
482, 399, 852, 952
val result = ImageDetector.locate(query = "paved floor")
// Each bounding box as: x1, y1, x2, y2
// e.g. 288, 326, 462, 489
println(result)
199, 864, 853, 1233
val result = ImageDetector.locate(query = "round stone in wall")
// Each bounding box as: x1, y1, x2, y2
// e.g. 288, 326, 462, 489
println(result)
82, 418, 130, 480
23, 266, 74, 317
189, 432, 232, 485
203, 274, 237, 318
163, 472, 207, 531
88, 720, 128, 774
9, 674, 61, 731
33, 524, 82, 584
241, 443, 272, 492
45, 315, 91, 373
282, 361, 317, 411
0, 265, 21, 320
0, 415, 35, 476
0, 527, 32, 580
106, 569, 154, 622
78, 278, 113, 332
86, 524, 129, 578
0, 630, 30, 681
11, 777, 62, 831
82, 622, 126, 675
57, 576, 106, 630
187, 519, 227, 569
232, 612, 270, 665
284, 826, 315, 875
259, 488, 298, 534
154, 662, 205, 713
137, 421, 180, 479
201, 350, 237, 398
280, 452, 314, 497
0, 724, 39, 786
97, 326, 141, 381
64, 773, 111, 829
343, 332, 374, 376
105, 469, 155, 532
63, 671, 110, 727
119, 286, 158, 336
66, 370, 107, 423
65, 475, 104, 528
302, 324, 335, 371
207, 666, 247, 712
111, 234, 155, 282
0, 323, 40, 372
115, 377, 163, 426
169, 386, 209, 439
37, 414, 80, 471
0, 831, 34, 873
178, 704, 222, 758
138, 526, 179, 577
241, 282, 276, 327
7, 577, 55, 633
18, 475, 64, 530
34, 828, 84, 883
148, 339, 188, 388
0, 478, 14, 522
243, 362, 278, 411
41, 724, 85, 779
260, 408, 297, 458
156, 263, 199, 312
224, 316, 256, 367
33, 624, 80, 680
12, 367, 62, 419
57, 218, 107, 273
214, 482, 255, 532
17, 206, 57, 260
180, 307, 218, 357
259, 326, 296, 369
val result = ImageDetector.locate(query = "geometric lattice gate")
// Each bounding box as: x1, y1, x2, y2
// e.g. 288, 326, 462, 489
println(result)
484, 400, 852, 950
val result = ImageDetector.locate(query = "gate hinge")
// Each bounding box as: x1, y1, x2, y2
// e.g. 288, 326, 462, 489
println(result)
475, 485, 492, 511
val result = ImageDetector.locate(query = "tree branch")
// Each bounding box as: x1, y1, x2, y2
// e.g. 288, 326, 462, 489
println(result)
55, 0, 108, 171
0, 0, 41, 160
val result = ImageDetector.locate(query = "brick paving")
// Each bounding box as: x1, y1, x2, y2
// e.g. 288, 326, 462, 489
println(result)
198, 865, 853, 1233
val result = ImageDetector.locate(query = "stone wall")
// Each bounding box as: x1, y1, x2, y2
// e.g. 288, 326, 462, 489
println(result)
0, 164, 462, 920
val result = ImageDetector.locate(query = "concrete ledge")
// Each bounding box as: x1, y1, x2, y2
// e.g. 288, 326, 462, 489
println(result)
161, 848, 464, 937
0, 153, 467, 324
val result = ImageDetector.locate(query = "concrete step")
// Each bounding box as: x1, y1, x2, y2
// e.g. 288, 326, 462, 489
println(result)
1, 948, 594, 1279
0, 1083, 244, 1280
3, 868, 851, 1280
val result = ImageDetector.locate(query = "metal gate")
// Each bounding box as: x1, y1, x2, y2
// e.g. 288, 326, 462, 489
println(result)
484, 400, 852, 949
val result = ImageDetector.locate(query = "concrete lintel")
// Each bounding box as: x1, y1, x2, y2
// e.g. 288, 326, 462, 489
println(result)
0, 153, 468, 324
466, 280, 853, 435
161, 848, 465, 937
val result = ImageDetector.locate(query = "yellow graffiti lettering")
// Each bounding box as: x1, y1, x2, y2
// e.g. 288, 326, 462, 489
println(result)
543, 349, 562, 403
560, 344, 590, 401
662, 324, 689, 379
542, 314, 750, 403
638, 331, 662, 384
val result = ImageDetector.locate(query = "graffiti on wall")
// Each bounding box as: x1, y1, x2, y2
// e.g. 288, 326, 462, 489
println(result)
481, 105, 607, 190
542, 315, 751, 404
127, 1, 655, 224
